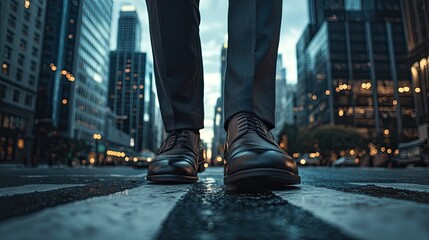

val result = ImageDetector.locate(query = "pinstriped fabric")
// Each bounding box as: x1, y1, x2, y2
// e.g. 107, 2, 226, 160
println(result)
146, 0, 282, 131
225, 0, 283, 130
146, 0, 204, 132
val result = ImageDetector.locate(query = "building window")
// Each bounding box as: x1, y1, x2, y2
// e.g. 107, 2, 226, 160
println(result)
22, 25, 29, 36
4, 46, 12, 60
24, 10, 30, 21
30, 61, 36, 71
10, 1, 18, 12
24, 0, 31, 9
0, 83, 6, 101
37, 6, 42, 16
8, 15, 16, 27
2, 63, 9, 76
33, 33, 40, 43
32, 47, 38, 57
18, 54, 25, 65
35, 20, 41, 29
16, 68, 23, 81
13, 90, 20, 103
28, 75, 35, 86
25, 94, 33, 106
19, 39, 27, 51
6, 30, 14, 43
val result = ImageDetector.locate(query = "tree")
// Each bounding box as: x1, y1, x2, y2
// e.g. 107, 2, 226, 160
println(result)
278, 124, 368, 164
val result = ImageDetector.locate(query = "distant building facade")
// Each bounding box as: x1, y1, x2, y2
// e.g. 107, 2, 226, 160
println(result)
297, 0, 417, 145
34, 0, 113, 164
0, 0, 47, 163
108, 6, 156, 152
273, 55, 288, 139
402, 0, 429, 142
211, 42, 227, 162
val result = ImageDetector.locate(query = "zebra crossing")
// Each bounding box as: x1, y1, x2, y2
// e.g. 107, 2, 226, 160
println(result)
0, 167, 428, 240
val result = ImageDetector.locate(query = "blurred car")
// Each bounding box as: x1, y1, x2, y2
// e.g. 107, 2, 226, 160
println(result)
130, 151, 155, 168
333, 156, 360, 167
391, 139, 429, 168
297, 153, 321, 166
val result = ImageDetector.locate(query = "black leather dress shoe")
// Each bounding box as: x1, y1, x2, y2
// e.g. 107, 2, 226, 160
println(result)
147, 130, 205, 183
224, 112, 300, 186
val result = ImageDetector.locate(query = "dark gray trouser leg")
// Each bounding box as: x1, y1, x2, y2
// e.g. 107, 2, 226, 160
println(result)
225, 0, 282, 130
146, 0, 204, 132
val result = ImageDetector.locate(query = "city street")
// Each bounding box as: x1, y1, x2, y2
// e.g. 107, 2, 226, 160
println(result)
0, 166, 428, 240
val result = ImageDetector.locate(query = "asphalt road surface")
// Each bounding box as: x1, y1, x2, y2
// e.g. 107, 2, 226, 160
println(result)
0, 166, 428, 240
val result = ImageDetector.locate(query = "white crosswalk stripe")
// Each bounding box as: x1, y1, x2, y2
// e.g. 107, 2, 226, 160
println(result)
351, 182, 429, 193
0, 184, 192, 240
1, 175, 429, 240
274, 185, 429, 240
0, 184, 85, 197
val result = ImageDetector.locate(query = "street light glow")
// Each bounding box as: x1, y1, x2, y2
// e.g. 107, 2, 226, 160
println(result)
93, 133, 102, 140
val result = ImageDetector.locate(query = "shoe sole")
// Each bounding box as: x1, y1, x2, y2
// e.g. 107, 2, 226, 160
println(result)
224, 168, 301, 187
147, 174, 198, 184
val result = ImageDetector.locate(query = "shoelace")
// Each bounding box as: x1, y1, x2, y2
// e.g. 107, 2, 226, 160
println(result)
158, 130, 191, 154
235, 113, 268, 136
225, 113, 276, 152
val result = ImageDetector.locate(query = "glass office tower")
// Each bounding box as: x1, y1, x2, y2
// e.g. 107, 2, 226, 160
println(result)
297, 0, 417, 144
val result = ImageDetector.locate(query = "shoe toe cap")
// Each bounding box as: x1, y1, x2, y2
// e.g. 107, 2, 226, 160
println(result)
148, 157, 197, 177
225, 149, 298, 176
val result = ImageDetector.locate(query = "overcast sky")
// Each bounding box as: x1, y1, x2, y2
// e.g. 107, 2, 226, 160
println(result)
110, 0, 309, 148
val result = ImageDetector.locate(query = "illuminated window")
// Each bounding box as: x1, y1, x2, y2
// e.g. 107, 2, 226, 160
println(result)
2, 63, 9, 75
24, 0, 31, 9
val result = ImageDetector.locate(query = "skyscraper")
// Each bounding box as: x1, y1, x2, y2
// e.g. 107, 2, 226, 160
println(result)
273, 55, 288, 139
211, 42, 227, 163
0, 0, 47, 163
297, 0, 417, 145
34, 0, 113, 163
108, 5, 155, 152
116, 5, 142, 52
402, 0, 429, 143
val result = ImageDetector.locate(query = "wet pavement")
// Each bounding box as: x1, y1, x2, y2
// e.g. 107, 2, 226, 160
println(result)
0, 166, 428, 240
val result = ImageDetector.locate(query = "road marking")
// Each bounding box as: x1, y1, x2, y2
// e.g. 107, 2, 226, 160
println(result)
0, 184, 85, 197
0, 183, 192, 240
274, 185, 429, 240
351, 182, 429, 193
